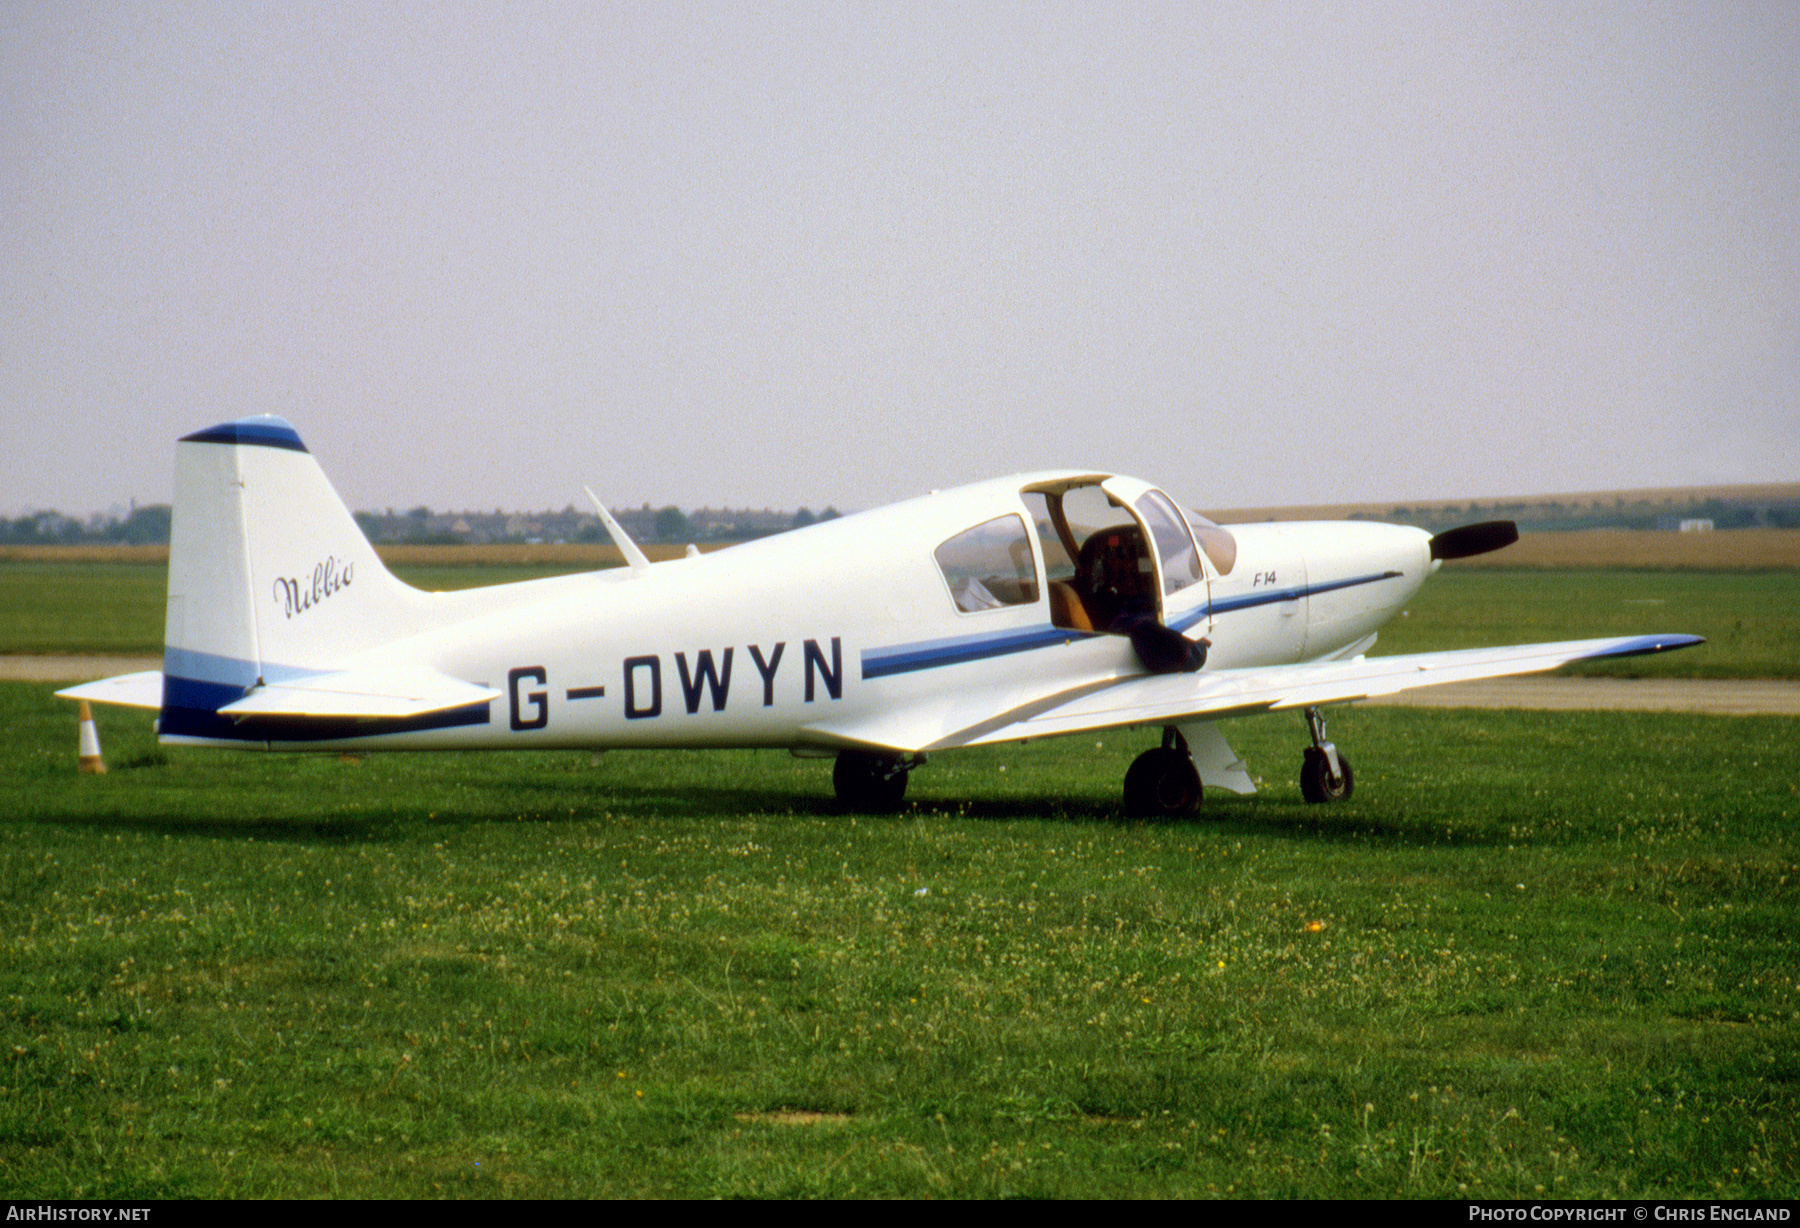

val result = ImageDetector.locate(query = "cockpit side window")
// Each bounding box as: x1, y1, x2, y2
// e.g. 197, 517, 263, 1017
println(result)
934, 515, 1041, 613
1182, 508, 1238, 575
1058, 484, 1136, 541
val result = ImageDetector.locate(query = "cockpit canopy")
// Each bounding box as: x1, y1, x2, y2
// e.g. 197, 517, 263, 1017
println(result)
930, 475, 1237, 631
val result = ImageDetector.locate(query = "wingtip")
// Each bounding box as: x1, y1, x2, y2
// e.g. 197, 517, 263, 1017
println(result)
1603, 633, 1706, 659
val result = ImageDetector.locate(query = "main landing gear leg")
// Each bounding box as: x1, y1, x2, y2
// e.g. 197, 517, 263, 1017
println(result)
833, 750, 923, 813
1123, 726, 1203, 819
1299, 706, 1354, 803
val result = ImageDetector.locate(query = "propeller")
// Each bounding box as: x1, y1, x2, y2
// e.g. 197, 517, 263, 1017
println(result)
1428, 520, 1519, 561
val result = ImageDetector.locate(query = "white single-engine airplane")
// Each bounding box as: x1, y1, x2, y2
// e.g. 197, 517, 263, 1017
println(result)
63, 417, 1701, 816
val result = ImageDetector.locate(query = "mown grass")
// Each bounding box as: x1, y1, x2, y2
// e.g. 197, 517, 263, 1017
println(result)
0, 563, 173, 657
0, 562, 596, 655
1373, 567, 1799, 679
3, 684, 1795, 1198
1453, 529, 1800, 571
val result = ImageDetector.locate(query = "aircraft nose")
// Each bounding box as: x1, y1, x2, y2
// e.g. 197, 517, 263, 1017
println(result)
1389, 524, 1434, 582
1290, 521, 1433, 589
1290, 521, 1434, 658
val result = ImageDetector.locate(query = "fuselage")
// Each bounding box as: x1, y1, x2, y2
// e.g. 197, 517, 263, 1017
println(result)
168, 470, 1435, 753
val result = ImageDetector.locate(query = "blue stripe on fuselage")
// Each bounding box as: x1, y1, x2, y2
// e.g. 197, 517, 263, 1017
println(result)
163, 645, 320, 688
865, 570, 1406, 678
1204, 570, 1404, 618
861, 624, 1095, 679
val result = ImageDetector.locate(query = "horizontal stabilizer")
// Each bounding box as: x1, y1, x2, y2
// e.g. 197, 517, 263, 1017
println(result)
56, 671, 165, 710
217, 665, 502, 719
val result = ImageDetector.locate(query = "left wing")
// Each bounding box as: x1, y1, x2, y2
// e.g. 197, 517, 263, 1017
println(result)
802, 634, 1702, 754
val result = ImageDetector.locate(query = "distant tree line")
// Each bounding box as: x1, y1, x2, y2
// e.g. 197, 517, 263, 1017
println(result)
1349, 493, 1800, 534
1, 500, 841, 547
13, 488, 1796, 547
349, 503, 844, 547
1, 504, 172, 545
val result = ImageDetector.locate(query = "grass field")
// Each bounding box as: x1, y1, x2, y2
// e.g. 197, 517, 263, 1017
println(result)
1374, 569, 1800, 680
0, 562, 595, 656
1452, 530, 1800, 571
3, 684, 1795, 1198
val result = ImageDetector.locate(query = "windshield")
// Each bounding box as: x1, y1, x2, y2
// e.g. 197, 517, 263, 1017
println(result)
1182, 508, 1237, 575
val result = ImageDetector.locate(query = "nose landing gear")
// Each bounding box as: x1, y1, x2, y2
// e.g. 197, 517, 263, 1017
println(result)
1299, 706, 1353, 803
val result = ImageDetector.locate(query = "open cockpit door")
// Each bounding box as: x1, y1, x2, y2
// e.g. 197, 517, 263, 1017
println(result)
1100, 476, 1211, 631
1020, 476, 1212, 641
1021, 475, 1142, 633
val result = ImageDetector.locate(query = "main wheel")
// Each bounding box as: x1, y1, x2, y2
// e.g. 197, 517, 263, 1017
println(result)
1299, 747, 1354, 803
833, 750, 909, 812
1123, 747, 1202, 818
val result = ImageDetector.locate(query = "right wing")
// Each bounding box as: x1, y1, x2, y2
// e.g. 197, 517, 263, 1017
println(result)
799, 633, 1702, 755
951, 633, 1704, 748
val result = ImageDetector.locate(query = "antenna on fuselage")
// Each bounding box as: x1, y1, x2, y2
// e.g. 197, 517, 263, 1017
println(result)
583, 486, 651, 573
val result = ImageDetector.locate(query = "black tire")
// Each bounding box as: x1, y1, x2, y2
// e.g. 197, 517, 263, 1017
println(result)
833, 750, 909, 812
1299, 747, 1354, 803
1123, 747, 1202, 818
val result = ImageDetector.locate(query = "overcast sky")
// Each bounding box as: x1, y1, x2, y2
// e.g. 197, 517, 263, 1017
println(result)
4, 2, 1796, 518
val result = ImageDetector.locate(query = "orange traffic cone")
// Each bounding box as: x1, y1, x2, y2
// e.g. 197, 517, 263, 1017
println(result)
77, 700, 107, 774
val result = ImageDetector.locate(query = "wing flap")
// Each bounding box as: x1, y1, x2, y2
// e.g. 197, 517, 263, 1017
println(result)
797, 674, 1134, 756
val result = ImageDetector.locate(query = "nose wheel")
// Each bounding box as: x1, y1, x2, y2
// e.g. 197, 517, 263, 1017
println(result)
1124, 727, 1203, 818
1299, 707, 1353, 803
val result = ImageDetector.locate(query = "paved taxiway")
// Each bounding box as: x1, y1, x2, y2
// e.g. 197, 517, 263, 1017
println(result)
7, 656, 1798, 716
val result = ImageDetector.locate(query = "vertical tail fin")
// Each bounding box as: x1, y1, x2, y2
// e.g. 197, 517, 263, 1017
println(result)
160, 416, 429, 736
